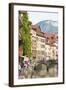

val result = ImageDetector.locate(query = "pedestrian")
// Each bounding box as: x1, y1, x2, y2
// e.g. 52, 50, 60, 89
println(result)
18, 64, 21, 76
24, 55, 30, 68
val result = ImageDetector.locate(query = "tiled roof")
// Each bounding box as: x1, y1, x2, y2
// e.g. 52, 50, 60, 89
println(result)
31, 25, 58, 45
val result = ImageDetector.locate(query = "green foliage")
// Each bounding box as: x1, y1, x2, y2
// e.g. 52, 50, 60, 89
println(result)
19, 11, 32, 57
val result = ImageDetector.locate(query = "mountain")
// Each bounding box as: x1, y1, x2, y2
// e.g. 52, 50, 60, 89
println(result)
36, 20, 58, 33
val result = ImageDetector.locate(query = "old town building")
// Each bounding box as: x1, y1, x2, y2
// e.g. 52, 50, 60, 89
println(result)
30, 25, 58, 61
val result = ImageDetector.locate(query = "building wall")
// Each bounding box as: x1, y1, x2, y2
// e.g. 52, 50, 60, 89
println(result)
30, 29, 37, 58
36, 36, 46, 60
31, 29, 58, 61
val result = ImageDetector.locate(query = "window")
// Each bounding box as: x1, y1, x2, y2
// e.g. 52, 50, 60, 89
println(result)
41, 51, 45, 55
41, 44, 45, 48
37, 51, 41, 54
41, 39, 45, 43
36, 37, 39, 40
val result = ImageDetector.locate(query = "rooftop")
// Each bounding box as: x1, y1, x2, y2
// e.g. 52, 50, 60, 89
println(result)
31, 25, 58, 45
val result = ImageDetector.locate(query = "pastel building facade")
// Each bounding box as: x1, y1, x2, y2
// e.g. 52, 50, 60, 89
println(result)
30, 25, 58, 61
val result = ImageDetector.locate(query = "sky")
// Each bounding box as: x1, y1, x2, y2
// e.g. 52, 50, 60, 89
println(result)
28, 11, 58, 25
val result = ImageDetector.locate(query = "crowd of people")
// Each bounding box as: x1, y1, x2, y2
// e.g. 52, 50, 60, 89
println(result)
18, 55, 32, 78
18, 55, 58, 79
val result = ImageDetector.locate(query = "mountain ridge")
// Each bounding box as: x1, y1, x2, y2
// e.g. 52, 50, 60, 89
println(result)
36, 20, 58, 33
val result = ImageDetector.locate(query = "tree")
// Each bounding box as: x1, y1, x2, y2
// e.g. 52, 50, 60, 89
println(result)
19, 11, 32, 57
